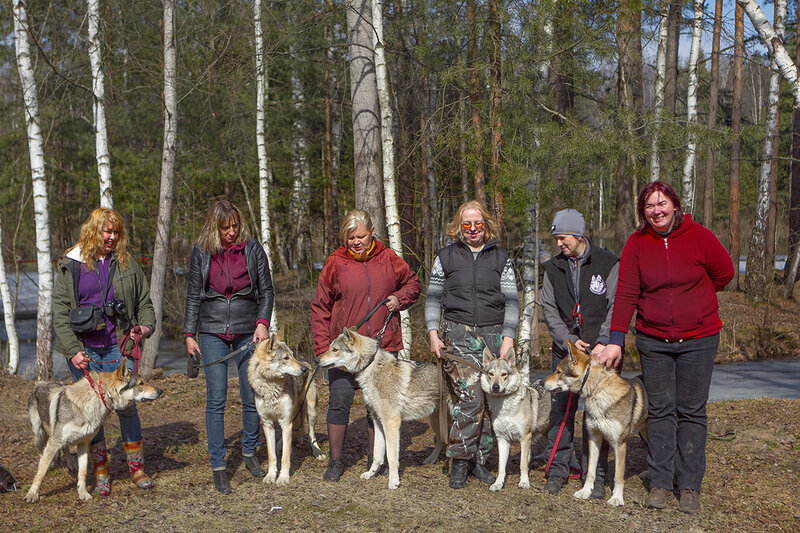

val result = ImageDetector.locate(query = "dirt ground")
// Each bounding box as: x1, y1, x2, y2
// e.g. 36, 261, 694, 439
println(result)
1, 369, 798, 532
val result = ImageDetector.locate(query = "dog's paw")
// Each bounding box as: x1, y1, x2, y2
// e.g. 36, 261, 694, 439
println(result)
360, 470, 376, 480
387, 477, 400, 490
606, 495, 625, 507
315, 453, 326, 461
78, 488, 92, 501
263, 471, 277, 484
275, 475, 290, 486
518, 479, 530, 489
489, 480, 504, 492
573, 487, 592, 500
24, 491, 40, 503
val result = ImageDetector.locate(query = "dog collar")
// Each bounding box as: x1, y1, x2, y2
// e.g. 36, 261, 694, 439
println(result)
578, 366, 590, 395
83, 370, 108, 409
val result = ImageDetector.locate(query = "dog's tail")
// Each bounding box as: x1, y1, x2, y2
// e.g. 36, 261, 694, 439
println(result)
28, 388, 47, 453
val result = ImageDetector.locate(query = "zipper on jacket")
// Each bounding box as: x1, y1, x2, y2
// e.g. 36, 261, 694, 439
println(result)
472, 250, 479, 326
364, 262, 372, 337
664, 236, 676, 340
226, 249, 233, 331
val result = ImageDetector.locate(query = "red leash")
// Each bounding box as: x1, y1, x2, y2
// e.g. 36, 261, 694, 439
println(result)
543, 392, 583, 480
119, 330, 143, 373
82, 369, 108, 409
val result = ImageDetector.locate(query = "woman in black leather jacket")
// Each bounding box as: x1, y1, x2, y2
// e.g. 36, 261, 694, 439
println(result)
183, 199, 274, 494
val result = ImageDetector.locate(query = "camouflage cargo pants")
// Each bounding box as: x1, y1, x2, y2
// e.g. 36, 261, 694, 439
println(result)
441, 320, 503, 464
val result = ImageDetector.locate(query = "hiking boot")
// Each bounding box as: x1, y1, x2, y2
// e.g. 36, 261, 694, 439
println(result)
213, 469, 231, 495
243, 455, 266, 478
645, 486, 670, 509
469, 462, 496, 485
678, 489, 701, 514
323, 458, 343, 482
543, 475, 567, 494
449, 459, 468, 489
589, 478, 606, 500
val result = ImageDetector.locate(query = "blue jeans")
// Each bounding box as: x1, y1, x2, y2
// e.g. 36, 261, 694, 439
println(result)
199, 333, 260, 469
67, 344, 141, 445
636, 333, 719, 492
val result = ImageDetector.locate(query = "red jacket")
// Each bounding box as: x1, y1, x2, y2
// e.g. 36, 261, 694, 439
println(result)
312, 239, 421, 355
610, 215, 734, 342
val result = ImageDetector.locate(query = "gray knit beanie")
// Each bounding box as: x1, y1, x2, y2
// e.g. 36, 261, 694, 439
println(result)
550, 209, 585, 237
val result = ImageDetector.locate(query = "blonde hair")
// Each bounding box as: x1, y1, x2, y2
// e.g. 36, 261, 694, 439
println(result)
445, 200, 500, 242
339, 209, 374, 244
68, 208, 131, 270
197, 199, 251, 254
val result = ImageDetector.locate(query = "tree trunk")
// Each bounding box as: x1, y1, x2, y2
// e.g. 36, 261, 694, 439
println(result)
288, 64, 311, 270
728, 3, 744, 291
650, 1, 668, 182
788, 0, 800, 293
467, 0, 485, 204
459, 98, 470, 202
140, 0, 177, 374
420, 109, 432, 270
680, 0, 703, 213
488, 0, 503, 223
14, 0, 53, 381
517, 164, 539, 385
372, 0, 411, 358
0, 216, 20, 374
323, 22, 339, 256
88, 0, 113, 208
664, 1, 681, 116
744, 0, 786, 301
255, 0, 278, 332
347, 0, 385, 238
702, 0, 723, 227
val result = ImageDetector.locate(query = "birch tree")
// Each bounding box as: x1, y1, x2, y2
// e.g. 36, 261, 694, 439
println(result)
680, 0, 703, 213
649, 2, 669, 182
88, 0, 113, 208
255, 0, 278, 333
141, 0, 177, 373
0, 217, 20, 374
702, 0, 723, 226
288, 63, 311, 269
788, 0, 800, 293
13, 0, 54, 380
372, 0, 411, 357
347, 0, 385, 238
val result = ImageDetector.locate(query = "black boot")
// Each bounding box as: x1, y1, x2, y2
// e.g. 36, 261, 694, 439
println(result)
323, 457, 343, 482
213, 469, 231, 495
243, 455, 266, 477
469, 462, 496, 485
449, 459, 468, 489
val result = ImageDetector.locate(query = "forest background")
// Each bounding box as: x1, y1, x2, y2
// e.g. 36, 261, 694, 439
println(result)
2, 0, 800, 379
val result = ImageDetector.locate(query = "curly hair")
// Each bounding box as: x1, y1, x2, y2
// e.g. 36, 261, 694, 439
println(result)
196, 199, 251, 254
445, 200, 500, 243
68, 208, 131, 270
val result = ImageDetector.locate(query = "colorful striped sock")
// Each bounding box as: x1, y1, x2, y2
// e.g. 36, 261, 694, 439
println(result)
124, 440, 154, 489
90, 440, 111, 496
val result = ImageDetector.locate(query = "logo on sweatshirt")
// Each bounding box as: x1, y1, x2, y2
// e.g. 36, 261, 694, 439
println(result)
589, 274, 606, 295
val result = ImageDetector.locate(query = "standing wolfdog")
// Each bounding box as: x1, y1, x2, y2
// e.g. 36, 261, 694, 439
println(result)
25, 361, 161, 502
247, 331, 326, 485
316, 327, 452, 489
543, 340, 648, 506
480, 347, 550, 491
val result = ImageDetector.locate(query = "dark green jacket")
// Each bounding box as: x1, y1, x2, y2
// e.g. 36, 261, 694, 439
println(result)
53, 247, 156, 360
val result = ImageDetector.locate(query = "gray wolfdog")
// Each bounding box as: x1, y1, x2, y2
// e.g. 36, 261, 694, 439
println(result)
480, 347, 550, 491
247, 330, 325, 485
543, 340, 648, 506
316, 327, 452, 489
25, 361, 161, 502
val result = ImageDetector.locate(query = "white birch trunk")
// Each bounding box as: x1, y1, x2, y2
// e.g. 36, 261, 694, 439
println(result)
14, 0, 53, 380
371, 0, 411, 358
288, 64, 310, 270
650, 1, 669, 182
738, 0, 800, 106
681, 0, 703, 212
88, 0, 112, 208
746, 0, 786, 298
0, 217, 20, 374
254, 1, 279, 332
140, 0, 177, 373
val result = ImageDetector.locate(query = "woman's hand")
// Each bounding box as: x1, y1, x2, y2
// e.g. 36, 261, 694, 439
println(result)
575, 339, 590, 352
131, 325, 151, 339
429, 330, 445, 358
499, 336, 515, 359
385, 295, 400, 312
253, 323, 268, 344
595, 344, 623, 369
186, 336, 201, 358
71, 351, 89, 370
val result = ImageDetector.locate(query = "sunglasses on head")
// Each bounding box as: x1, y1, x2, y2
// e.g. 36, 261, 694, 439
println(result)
461, 221, 485, 231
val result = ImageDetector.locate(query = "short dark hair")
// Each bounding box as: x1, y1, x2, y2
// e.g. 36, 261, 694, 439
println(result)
636, 180, 684, 232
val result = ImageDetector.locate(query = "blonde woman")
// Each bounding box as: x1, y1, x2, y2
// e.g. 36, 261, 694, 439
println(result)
183, 199, 274, 494
53, 208, 156, 496
425, 200, 519, 489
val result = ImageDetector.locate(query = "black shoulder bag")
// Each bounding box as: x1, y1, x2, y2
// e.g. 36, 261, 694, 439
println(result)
68, 261, 116, 334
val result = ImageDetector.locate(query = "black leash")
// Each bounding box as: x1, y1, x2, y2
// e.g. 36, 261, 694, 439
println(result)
196, 340, 256, 369
291, 361, 320, 424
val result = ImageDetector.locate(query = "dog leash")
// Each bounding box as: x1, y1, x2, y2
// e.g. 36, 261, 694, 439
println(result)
82, 368, 108, 409
543, 391, 582, 481
196, 340, 256, 369
291, 361, 320, 424
119, 330, 144, 373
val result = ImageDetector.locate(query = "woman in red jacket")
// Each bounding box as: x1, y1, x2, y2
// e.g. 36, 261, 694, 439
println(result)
598, 181, 734, 514
311, 209, 421, 482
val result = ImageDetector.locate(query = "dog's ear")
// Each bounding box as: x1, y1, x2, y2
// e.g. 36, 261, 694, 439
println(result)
116, 357, 130, 379
504, 347, 516, 368
268, 333, 277, 350
276, 325, 285, 342
567, 339, 580, 364
343, 327, 355, 344
482, 346, 494, 367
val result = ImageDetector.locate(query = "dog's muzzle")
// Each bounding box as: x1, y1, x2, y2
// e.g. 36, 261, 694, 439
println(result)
492, 384, 501, 393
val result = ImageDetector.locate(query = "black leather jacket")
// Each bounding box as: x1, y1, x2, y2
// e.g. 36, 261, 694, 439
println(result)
183, 238, 274, 335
